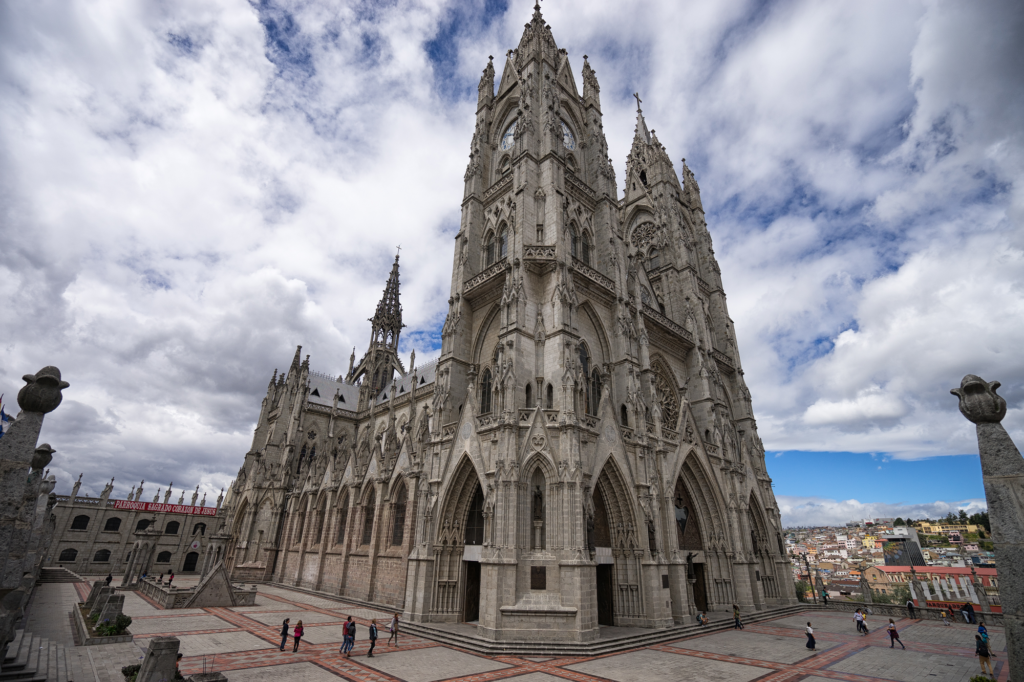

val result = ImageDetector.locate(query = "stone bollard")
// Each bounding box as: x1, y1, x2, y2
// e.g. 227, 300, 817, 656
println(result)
84, 581, 106, 608
96, 594, 124, 626
89, 587, 114, 619
951, 375, 1024, 680
137, 637, 181, 682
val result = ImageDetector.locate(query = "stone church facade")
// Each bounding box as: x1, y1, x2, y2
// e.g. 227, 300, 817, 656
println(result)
223, 4, 795, 642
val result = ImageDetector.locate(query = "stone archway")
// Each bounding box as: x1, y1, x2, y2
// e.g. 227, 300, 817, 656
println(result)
593, 459, 642, 624
432, 456, 485, 621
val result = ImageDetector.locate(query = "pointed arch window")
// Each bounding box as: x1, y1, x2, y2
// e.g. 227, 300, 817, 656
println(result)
582, 232, 592, 266
480, 369, 493, 414
648, 247, 661, 270
485, 231, 496, 266
589, 369, 602, 416
546, 383, 554, 409
465, 485, 484, 546
391, 483, 407, 546
336, 492, 349, 545
531, 468, 546, 549
570, 228, 579, 259
361, 489, 376, 545
620, 404, 629, 426
525, 383, 533, 408
499, 227, 508, 259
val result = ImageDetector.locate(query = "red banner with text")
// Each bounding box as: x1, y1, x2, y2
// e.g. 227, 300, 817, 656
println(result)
110, 499, 217, 516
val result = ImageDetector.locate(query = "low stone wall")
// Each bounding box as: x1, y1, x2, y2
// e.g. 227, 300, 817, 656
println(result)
135, 577, 257, 608
72, 605, 133, 645
823, 600, 1004, 626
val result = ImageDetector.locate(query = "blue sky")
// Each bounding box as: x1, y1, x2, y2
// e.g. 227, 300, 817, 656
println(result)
1, 0, 1021, 526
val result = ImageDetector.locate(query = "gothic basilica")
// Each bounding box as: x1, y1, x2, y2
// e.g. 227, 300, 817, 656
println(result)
223, 4, 796, 643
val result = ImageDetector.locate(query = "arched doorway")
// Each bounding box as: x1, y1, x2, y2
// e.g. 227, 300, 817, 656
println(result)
674, 476, 707, 611
432, 456, 485, 622
463, 485, 484, 622
592, 460, 640, 625
183, 552, 199, 572
593, 485, 614, 626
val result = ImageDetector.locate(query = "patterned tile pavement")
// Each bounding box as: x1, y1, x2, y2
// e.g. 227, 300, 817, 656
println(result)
55, 578, 1010, 682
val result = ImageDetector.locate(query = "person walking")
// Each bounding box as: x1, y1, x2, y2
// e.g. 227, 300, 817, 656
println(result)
292, 620, 304, 652
340, 616, 356, 658
965, 602, 976, 624
367, 620, 378, 658
975, 633, 995, 677
167, 571, 174, 587
279, 618, 290, 651
906, 599, 915, 619
978, 621, 989, 646
941, 608, 950, 626
387, 613, 399, 647
887, 619, 905, 649
805, 622, 816, 652
105, 573, 113, 587
732, 605, 744, 629
854, 609, 865, 634
861, 611, 870, 635
821, 589, 829, 605
961, 603, 971, 624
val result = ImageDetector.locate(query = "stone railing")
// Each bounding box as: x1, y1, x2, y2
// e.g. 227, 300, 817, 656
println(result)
135, 577, 258, 608
524, 245, 556, 261
565, 172, 597, 206
712, 348, 735, 371
484, 173, 513, 201
464, 259, 508, 295
55, 496, 102, 506
641, 306, 695, 346
571, 259, 614, 292
823, 599, 1004, 626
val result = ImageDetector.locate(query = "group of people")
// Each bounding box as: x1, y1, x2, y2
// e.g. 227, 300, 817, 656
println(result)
278, 612, 400, 657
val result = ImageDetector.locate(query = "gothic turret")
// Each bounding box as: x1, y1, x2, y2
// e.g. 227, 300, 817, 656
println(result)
349, 253, 407, 410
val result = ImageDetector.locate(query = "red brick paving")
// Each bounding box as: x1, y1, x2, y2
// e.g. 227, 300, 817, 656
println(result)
90, 583, 1008, 682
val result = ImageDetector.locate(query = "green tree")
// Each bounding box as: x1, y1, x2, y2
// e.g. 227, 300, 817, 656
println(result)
958, 509, 969, 524
894, 517, 905, 526
794, 580, 810, 603
945, 511, 958, 524
968, 511, 990, 532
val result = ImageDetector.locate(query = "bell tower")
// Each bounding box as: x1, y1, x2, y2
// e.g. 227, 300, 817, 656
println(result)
349, 253, 406, 410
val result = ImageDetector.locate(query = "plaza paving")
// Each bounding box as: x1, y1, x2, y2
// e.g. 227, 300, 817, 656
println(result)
21, 576, 1009, 682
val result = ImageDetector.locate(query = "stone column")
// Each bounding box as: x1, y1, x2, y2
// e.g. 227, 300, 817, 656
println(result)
137, 637, 181, 682
0, 367, 68, 651
950, 375, 1024, 677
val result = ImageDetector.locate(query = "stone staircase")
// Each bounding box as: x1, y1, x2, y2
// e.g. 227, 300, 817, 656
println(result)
402, 603, 819, 656
35, 568, 85, 584
0, 630, 69, 682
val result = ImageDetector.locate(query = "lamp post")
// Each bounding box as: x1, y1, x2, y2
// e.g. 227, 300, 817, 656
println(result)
802, 554, 817, 604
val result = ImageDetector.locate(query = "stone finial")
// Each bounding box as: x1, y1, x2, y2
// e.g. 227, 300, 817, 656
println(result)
31, 444, 54, 472
17, 366, 69, 413
950, 375, 1006, 423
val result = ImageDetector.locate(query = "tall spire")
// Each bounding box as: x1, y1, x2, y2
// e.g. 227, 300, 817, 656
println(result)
633, 92, 651, 145
370, 252, 404, 350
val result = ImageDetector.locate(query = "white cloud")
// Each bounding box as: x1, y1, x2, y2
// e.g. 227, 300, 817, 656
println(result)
1, 0, 1021, 505
777, 495, 988, 528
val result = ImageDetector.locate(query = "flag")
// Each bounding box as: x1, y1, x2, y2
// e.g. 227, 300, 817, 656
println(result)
0, 395, 7, 439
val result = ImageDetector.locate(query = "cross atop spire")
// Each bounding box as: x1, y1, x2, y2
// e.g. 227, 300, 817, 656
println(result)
634, 92, 643, 113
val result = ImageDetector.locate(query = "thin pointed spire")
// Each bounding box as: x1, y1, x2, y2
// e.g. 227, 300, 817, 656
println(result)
633, 92, 651, 145
370, 252, 405, 350
291, 345, 303, 371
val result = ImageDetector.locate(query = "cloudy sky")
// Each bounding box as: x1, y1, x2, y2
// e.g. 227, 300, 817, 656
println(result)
1, 0, 1021, 526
